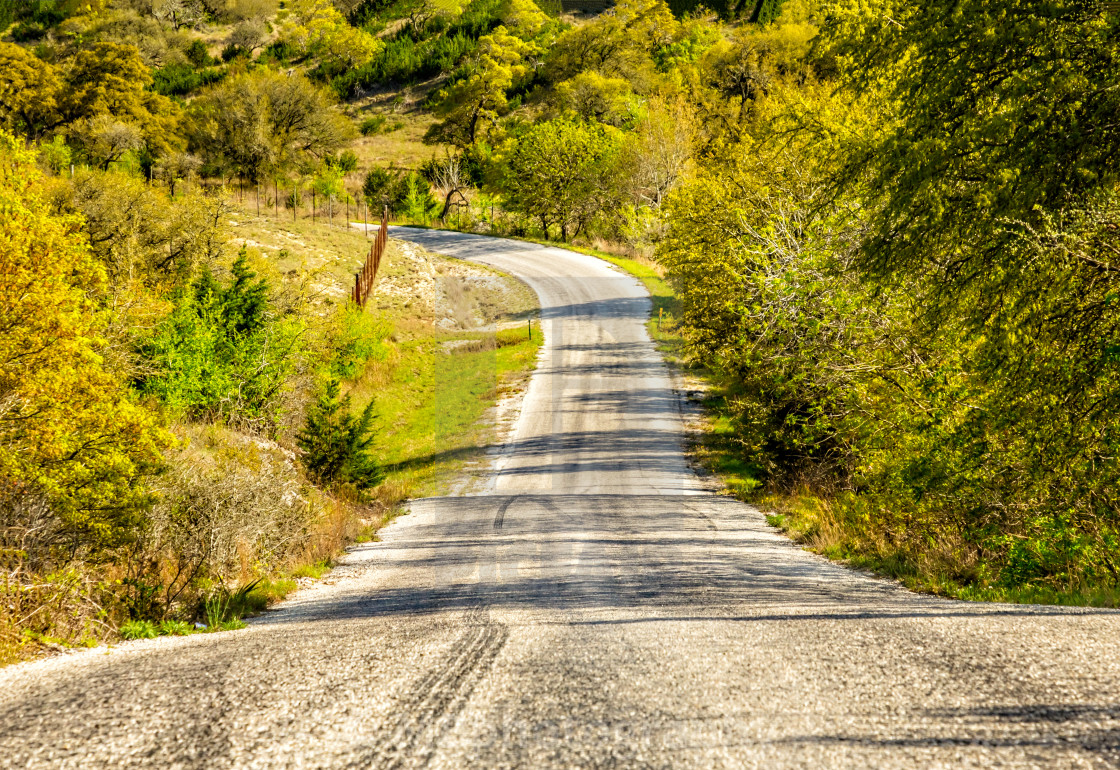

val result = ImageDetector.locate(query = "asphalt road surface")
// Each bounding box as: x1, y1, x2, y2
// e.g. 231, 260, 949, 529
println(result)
2, 230, 1120, 769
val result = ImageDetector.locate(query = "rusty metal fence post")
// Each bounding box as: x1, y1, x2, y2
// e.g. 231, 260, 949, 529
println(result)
351, 206, 390, 308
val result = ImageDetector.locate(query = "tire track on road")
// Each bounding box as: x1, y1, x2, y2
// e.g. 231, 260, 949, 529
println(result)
345, 608, 507, 769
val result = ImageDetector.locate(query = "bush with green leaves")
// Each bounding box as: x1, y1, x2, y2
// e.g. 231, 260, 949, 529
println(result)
139, 248, 302, 430
659, 0, 1120, 598
331, 305, 394, 379
359, 114, 388, 135
499, 118, 624, 241
151, 62, 224, 97
400, 171, 441, 224
362, 165, 409, 213
297, 379, 381, 490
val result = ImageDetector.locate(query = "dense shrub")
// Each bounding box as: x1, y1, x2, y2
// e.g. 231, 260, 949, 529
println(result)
362, 165, 409, 212
185, 40, 216, 68
151, 62, 225, 97
297, 379, 382, 490
139, 248, 302, 431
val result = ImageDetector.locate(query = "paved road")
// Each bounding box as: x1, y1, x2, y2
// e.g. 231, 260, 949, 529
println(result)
2, 230, 1120, 768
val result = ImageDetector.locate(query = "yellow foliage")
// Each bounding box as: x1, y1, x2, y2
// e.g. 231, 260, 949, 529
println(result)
0, 132, 169, 553
0, 43, 61, 140
286, 0, 382, 69
500, 0, 548, 37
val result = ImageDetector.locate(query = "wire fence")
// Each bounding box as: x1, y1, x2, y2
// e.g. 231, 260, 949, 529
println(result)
352, 206, 388, 308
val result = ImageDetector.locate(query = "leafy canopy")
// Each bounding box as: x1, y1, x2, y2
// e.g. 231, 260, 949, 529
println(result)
0, 131, 170, 555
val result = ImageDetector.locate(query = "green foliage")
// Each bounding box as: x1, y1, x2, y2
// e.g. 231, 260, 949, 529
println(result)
751, 0, 784, 24
158, 619, 193, 635
359, 114, 388, 135
499, 118, 623, 240
0, 39, 180, 158
550, 72, 638, 127
297, 378, 382, 489
400, 170, 440, 223
335, 33, 477, 94
185, 40, 216, 68
657, 0, 1120, 599
66, 169, 226, 289
0, 41, 62, 138
139, 248, 301, 429
0, 132, 169, 561
362, 164, 410, 212
284, 0, 382, 76
358, 115, 403, 136
201, 578, 260, 628
545, 0, 677, 84
119, 620, 159, 640
151, 62, 224, 97
828, 0, 1120, 303
37, 134, 71, 173
424, 25, 536, 148
189, 68, 353, 182
326, 149, 359, 174
331, 306, 393, 379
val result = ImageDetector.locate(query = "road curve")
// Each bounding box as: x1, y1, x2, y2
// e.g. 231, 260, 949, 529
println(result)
2, 230, 1120, 768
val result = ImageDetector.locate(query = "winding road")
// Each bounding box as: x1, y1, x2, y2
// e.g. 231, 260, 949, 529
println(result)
2, 230, 1120, 768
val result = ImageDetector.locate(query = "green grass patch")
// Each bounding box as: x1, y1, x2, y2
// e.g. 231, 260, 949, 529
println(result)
290, 561, 331, 579
354, 323, 541, 503
119, 620, 160, 640
243, 577, 300, 611
158, 620, 193, 636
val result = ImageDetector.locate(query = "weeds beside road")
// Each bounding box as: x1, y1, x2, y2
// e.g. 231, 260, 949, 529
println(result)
1, 211, 540, 666
571, 241, 1120, 609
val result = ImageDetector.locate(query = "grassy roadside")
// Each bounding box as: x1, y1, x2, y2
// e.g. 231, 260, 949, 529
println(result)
95, 215, 543, 647
239, 214, 541, 606
563, 241, 1120, 608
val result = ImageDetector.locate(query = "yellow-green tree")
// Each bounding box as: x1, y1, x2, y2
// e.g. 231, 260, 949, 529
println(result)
190, 69, 353, 182
500, 118, 624, 240
545, 0, 676, 86
425, 26, 535, 148
550, 71, 637, 127
285, 0, 381, 72
0, 41, 179, 156
0, 132, 169, 560
0, 42, 61, 139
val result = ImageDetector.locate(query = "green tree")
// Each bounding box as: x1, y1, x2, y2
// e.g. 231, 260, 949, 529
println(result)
500, 118, 623, 240
0, 131, 169, 559
66, 169, 227, 289
828, 0, 1120, 297
190, 69, 353, 182
425, 26, 535, 149
0, 41, 180, 154
362, 165, 408, 213
59, 43, 154, 125
296, 378, 381, 489
401, 171, 440, 224
140, 248, 301, 429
